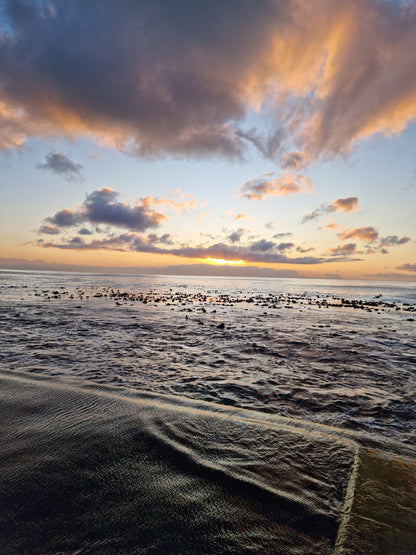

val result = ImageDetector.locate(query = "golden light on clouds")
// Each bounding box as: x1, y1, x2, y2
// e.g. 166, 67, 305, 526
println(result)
205, 258, 244, 266
0, 0, 415, 282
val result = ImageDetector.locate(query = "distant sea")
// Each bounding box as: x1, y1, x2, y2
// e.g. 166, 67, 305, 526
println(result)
1, 269, 415, 445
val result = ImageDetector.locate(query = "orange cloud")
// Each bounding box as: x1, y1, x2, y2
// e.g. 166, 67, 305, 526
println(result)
261, 0, 416, 162
141, 190, 199, 212
197, 211, 211, 223
1, 1, 415, 162
240, 172, 313, 200
302, 197, 359, 223
323, 222, 343, 231
329, 243, 357, 256
235, 212, 254, 221
331, 197, 359, 213
339, 226, 378, 243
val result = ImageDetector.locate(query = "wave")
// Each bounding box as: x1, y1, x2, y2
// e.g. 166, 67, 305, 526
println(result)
0, 370, 414, 554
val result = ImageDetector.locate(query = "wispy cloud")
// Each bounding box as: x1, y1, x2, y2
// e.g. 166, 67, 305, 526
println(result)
302, 197, 359, 223
365, 272, 416, 282
396, 262, 416, 272
197, 211, 211, 223
281, 151, 304, 170
142, 190, 200, 212
234, 212, 254, 221
273, 232, 293, 239
240, 172, 313, 201
379, 235, 410, 247
37, 151, 84, 182
296, 246, 315, 253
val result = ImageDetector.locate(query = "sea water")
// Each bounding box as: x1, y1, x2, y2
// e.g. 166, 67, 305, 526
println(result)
1, 269, 415, 446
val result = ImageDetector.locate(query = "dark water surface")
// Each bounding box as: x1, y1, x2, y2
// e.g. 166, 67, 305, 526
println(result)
2, 370, 415, 554
1, 270, 415, 445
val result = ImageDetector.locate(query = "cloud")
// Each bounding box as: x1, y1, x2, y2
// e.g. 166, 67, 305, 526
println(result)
0, 257, 303, 278
44, 188, 165, 232
281, 151, 304, 170
78, 228, 93, 235
37, 151, 83, 182
240, 172, 313, 201
296, 246, 315, 253
142, 190, 200, 212
379, 235, 410, 246
250, 239, 278, 252
147, 233, 174, 245
301, 209, 322, 224
0, 0, 281, 159
276, 242, 295, 252
197, 211, 211, 223
227, 228, 245, 244
365, 272, 416, 282
47, 208, 81, 228
302, 197, 359, 223
273, 232, 293, 239
396, 262, 416, 272
339, 226, 379, 243
82, 188, 166, 230
38, 224, 60, 235
34, 233, 355, 265
329, 230, 411, 254
329, 243, 357, 256
2, 1, 414, 162
323, 222, 342, 231
331, 198, 359, 213
234, 212, 254, 221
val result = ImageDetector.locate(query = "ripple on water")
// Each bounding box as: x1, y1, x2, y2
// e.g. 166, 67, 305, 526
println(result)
0, 274, 415, 445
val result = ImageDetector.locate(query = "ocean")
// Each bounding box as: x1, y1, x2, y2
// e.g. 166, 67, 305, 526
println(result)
1, 269, 416, 553
1, 269, 415, 446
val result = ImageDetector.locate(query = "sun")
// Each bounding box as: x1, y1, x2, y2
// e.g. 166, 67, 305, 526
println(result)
205, 258, 244, 266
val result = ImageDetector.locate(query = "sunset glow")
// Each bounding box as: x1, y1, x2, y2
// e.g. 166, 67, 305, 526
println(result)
206, 259, 244, 266
0, 0, 415, 281
0, 4, 415, 552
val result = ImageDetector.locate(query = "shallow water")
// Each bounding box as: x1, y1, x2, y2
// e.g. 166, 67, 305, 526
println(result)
0, 370, 357, 554
1, 270, 415, 446
1, 370, 415, 554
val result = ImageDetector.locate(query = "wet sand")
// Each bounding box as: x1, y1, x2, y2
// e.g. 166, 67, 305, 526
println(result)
0, 369, 414, 554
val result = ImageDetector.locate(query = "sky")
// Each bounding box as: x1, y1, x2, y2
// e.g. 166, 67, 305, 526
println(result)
0, 0, 415, 281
